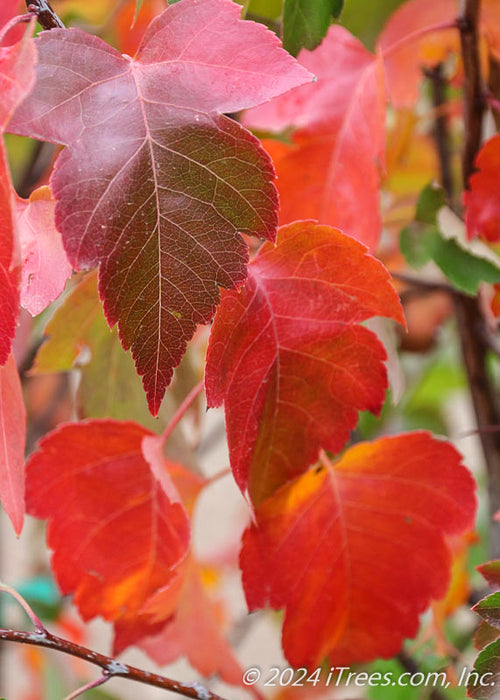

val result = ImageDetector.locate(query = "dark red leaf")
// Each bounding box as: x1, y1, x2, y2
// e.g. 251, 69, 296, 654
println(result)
8, 0, 312, 414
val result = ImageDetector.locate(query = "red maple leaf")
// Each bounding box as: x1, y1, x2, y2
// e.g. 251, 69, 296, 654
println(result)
244, 26, 386, 250
26, 419, 203, 640
7, 0, 312, 415
206, 221, 404, 506
464, 133, 500, 242
241, 432, 477, 668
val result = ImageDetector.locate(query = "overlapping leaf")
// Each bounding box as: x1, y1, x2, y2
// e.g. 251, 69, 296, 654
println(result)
283, 0, 344, 56
16, 186, 72, 316
34, 271, 165, 427
470, 563, 500, 698
0, 0, 25, 47
377, 0, 457, 108
8, 0, 312, 415
115, 0, 166, 57
402, 183, 500, 294
465, 133, 500, 242
26, 420, 203, 638
244, 26, 386, 249
205, 221, 404, 506
241, 432, 476, 668
119, 559, 245, 686
378, 0, 500, 107
0, 354, 26, 534
0, 23, 36, 364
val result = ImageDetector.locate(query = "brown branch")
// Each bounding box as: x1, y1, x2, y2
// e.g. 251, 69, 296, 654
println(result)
390, 272, 456, 295
459, 0, 484, 184
0, 628, 226, 699
0, 583, 226, 699
455, 0, 500, 557
424, 64, 455, 201
487, 55, 500, 130
26, 0, 65, 30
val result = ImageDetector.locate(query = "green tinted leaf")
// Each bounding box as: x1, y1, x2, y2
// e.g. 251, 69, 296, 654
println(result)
431, 237, 500, 295
400, 225, 439, 268
283, 0, 343, 56
401, 183, 500, 293
468, 637, 500, 698
479, 560, 500, 587
405, 355, 465, 410
34, 272, 164, 429
400, 183, 445, 268
476, 621, 500, 652
474, 592, 500, 631
249, 0, 282, 17
415, 182, 446, 224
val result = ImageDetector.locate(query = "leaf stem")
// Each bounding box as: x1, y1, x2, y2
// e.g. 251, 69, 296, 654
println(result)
25, 0, 65, 30
0, 585, 227, 699
0, 14, 34, 44
0, 582, 44, 632
63, 674, 110, 700
160, 379, 205, 446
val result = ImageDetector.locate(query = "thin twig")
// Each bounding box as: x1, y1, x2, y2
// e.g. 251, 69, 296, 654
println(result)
0, 628, 226, 699
487, 56, 500, 130
0, 582, 44, 632
26, 0, 65, 30
455, 0, 500, 557
390, 272, 456, 295
457, 425, 500, 439
458, 0, 484, 184
424, 64, 455, 201
63, 674, 110, 700
0, 584, 226, 699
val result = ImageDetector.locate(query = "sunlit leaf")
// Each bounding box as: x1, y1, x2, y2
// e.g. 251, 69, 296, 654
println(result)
206, 221, 404, 505
241, 432, 476, 668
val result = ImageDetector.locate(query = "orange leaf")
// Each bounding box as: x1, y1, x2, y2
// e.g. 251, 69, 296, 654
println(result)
206, 221, 404, 506
378, 0, 500, 107
114, 0, 166, 57
241, 432, 476, 668
119, 558, 245, 686
26, 420, 202, 641
377, 0, 458, 108
244, 26, 386, 250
